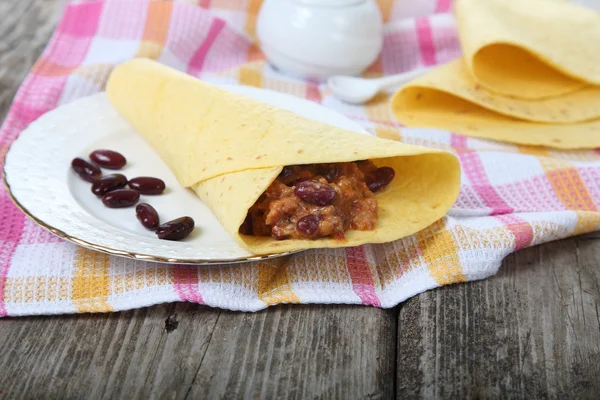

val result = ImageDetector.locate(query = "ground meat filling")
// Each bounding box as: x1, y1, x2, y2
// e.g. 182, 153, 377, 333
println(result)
239, 161, 395, 240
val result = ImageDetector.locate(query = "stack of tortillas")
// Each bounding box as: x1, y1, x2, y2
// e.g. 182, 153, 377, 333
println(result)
391, 0, 600, 149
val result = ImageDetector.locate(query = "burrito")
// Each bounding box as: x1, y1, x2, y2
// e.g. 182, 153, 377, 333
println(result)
106, 59, 460, 255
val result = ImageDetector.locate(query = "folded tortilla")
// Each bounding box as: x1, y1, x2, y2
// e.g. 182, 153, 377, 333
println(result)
391, 59, 600, 149
456, 0, 600, 99
397, 60, 600, 124
106, 59, 460, 255
392, 0, 600, 149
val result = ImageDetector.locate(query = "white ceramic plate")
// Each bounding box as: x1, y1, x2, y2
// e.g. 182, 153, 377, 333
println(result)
4, 86, 368, 264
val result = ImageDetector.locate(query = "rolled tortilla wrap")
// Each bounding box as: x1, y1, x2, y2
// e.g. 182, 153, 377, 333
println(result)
107, 59, 461, 255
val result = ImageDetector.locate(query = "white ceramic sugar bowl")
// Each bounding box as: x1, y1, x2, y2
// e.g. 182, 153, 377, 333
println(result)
256, 0, 384, 81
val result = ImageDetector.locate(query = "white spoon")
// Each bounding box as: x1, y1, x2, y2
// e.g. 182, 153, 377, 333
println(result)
327, 67, 433, 104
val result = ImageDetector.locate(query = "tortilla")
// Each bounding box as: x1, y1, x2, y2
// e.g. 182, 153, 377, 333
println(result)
391, 60, 600, 149
106, 59, 461, 255
394, 87, 600, 149
456, 0, 600, 99
397, 59, 600, 124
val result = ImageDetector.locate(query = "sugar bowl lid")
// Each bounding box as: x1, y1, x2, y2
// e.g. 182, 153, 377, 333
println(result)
293, 0, 366, 6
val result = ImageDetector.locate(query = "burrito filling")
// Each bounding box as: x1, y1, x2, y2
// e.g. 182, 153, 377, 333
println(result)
239, 161, 395, 240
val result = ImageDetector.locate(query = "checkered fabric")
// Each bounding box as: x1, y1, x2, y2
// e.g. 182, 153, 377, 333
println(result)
1, 0, 599, 315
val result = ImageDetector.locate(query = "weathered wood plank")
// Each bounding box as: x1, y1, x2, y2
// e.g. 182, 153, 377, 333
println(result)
0, 303, 217, 398
0, 304, 396, 399
186, 305, 396, 399
397, 235, 600, 399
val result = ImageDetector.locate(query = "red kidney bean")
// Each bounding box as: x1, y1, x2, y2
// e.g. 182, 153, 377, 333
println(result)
71, 158, 101, 182
297, 214, 322, 236
91, 174, 127, 196
294, 181, 337, 206
136, 203, 159, 230
102, 189, 140, 208
128, 177, 166, 195
89, 150, 127, 169
156, 217, 195, 241
366, 167, 395, 193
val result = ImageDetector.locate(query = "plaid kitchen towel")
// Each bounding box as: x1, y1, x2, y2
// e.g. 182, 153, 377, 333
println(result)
1, 0, 599, 315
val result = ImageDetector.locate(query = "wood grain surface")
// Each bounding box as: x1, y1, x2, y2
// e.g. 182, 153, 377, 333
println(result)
1, 1, 600, 399
0, 304, 396, 399
397, 236, 600, 399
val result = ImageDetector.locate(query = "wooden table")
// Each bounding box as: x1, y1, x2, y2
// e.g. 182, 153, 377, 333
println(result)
2, 1, 600, 398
